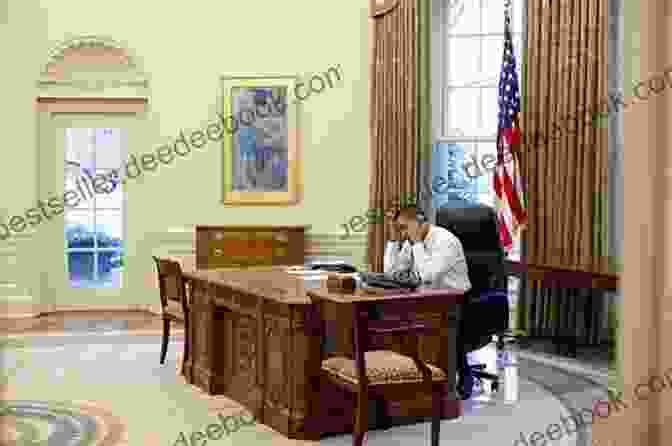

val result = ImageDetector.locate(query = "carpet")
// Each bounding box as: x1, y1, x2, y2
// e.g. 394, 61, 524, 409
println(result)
0, 326, 606, 446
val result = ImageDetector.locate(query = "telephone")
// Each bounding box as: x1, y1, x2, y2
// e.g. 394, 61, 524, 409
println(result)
310, 263, 358, 274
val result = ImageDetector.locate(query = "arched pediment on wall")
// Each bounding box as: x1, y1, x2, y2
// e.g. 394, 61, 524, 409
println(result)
37, 34, 149, 98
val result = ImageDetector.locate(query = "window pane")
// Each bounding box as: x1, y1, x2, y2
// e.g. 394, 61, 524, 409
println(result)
95, 211, 123, 248
482, 36, 505, 78
446, 88, 480, 136
447, 0, 480, 35
96, 250, 123, 288
512, 0, 524, 34
68, 252, 95, 287
65, 128, 94, 170
94, 170, 123, 210
482, 0, 506, 34
480, 87, 500, 137
65, 212, 94, 249
445, 127, 466, 138
95, 128, 125, 169
476, 141, 497, 197
64, 172, 93, 211
447, 37, 480, 85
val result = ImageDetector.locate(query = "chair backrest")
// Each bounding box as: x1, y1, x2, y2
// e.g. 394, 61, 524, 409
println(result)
435, 203, 509, 347
152, 256, 188, 313
435, 203, 506, 296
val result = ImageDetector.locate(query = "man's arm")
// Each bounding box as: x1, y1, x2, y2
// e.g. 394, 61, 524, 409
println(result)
384, 240, 413, 273
411, 236, 465, 283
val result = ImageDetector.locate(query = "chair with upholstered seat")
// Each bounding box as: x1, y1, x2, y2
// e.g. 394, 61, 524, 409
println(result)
435, 203, 515, 399
308, 297, 453, 446
152, 256, 190, 372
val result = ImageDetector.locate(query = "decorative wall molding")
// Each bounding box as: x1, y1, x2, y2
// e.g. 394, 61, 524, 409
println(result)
0, 233, 40, 318
143, 227, 369, 290
37, 78, 149, 90
41, 35, 138, 75
146, 227, 368, 262
37, 34, 149, 98
1, 228, 368, 320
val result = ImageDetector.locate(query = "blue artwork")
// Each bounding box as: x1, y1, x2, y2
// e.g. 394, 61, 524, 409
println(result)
231, 86, 289, 191
238, 127, 258, 161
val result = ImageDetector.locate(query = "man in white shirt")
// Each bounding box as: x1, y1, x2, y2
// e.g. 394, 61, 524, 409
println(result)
384, 206, 472, 292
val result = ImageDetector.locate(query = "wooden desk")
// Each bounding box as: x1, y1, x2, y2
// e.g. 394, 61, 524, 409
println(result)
170, 257, 464, 440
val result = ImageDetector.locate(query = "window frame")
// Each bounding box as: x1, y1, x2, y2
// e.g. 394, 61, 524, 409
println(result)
64, 127, 126, 289
431, 0, 525, 259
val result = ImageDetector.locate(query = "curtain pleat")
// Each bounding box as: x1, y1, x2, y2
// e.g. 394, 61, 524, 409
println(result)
416, 0, 432, 220
518, 0, 611, 346
367, 0, 418, 272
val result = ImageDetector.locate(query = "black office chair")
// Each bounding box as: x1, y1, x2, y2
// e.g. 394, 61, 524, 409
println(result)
435, 203, 514, 399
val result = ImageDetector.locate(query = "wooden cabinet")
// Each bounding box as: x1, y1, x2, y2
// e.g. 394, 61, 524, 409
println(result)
182, 269, 316, 438
195, 226, 308, 269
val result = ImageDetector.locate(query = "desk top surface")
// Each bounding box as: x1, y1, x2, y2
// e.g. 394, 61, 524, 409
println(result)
168, 256, 464, 305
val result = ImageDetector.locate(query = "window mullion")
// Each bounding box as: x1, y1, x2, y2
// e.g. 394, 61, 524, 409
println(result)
92, 128, 99, 283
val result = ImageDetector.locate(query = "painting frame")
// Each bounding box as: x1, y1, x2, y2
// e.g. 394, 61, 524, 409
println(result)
220, 75, 302, 206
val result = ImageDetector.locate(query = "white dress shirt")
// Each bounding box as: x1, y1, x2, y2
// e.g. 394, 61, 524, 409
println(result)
383, 225, 472, 292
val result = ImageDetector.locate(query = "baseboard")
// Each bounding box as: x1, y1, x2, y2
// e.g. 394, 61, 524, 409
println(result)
0, 301, 44, 319
1, 300, 158, 320
36, 303, 153, 316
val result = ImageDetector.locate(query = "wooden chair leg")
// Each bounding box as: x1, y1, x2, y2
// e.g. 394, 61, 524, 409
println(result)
160, 317, 170, 364
353, 391, 369, 446
431, 384, 444, 446
182, 318, 190, 377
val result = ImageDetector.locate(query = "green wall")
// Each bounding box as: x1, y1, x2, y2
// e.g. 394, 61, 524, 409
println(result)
0, 0, 370, 305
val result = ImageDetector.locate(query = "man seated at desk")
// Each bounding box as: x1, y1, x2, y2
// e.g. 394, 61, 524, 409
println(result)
384, 205, 472, 292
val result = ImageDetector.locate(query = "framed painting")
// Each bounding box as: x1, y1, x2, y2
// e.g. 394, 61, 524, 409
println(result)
220, 75, 301, 205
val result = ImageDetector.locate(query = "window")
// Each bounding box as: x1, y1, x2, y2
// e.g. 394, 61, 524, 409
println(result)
431, 0, 525, 260
65, 128, 125, 288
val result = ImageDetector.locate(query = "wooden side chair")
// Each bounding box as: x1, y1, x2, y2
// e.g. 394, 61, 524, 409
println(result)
307, 296, 453, 446
152, 256, 190, 372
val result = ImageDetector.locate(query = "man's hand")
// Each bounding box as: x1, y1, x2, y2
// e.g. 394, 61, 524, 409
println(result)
407, 224, 426, 242
388, 221, 403, 241
407, 227, 423, 242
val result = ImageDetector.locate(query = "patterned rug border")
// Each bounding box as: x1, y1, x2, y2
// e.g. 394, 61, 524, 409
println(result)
0, 400, 126, 446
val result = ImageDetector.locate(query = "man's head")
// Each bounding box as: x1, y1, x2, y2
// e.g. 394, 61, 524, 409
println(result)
392, 206, 426, 239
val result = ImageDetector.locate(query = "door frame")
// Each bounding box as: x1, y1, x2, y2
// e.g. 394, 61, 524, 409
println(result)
27, 34, 150, 314
35, 110, 145, 312
594, 2, 671, 446
35, 102, 147, 314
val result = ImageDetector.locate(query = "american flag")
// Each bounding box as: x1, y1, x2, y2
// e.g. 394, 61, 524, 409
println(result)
494, 13, 527, 253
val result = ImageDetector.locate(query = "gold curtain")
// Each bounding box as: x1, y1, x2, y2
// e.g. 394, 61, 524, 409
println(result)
367, 0, 418, 272
522, 0, 609, 273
